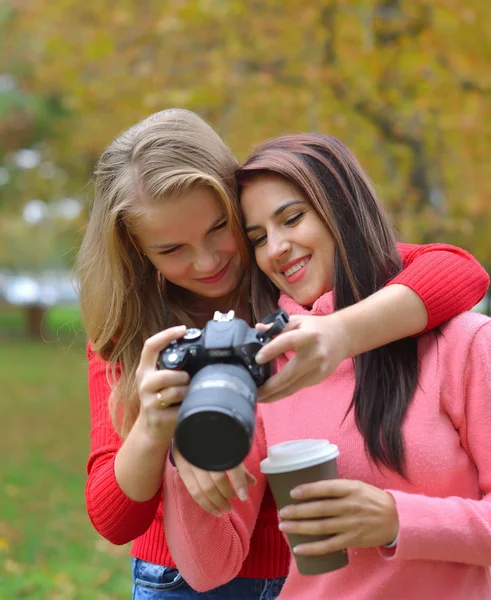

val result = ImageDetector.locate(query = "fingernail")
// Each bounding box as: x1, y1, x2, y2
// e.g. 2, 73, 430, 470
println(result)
238, 488, 248, 501
212, 510, 222, 518
293, 545, 304, 554
255, 352, 265, 364
278, 522, 286, 531
290, 487, 302, 498
279, 507, 291, 518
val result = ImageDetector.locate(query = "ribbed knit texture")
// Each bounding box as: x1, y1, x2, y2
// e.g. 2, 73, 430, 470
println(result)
85, 242, 489, 579
85, 324, 291, 577
391, 242, 489, 332
163, 292, 491, 599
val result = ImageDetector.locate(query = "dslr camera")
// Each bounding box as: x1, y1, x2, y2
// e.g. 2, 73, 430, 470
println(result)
158, 308, 288, 471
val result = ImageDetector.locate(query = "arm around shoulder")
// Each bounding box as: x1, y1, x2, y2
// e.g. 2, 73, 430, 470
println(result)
393, 242, 489, 331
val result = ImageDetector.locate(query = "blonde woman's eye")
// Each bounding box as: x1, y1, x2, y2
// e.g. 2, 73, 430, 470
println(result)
285, 212, 305, 226
210, 220, 228, 233
158, 246, 182, 256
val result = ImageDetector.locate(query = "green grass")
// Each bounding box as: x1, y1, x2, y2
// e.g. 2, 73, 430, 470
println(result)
0, 304, 84, 342
0, 337, 131, 599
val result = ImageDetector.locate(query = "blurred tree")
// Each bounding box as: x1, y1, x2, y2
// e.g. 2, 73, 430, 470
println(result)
0, 0, 490, 270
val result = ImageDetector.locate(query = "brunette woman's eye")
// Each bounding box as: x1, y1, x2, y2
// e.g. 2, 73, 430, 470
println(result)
249, 235, 267, 248
285, 212, 305, 226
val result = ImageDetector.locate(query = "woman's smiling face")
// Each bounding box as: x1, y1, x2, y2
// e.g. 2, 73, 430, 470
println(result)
134, 185, 243, 299
241, 174, 335, 307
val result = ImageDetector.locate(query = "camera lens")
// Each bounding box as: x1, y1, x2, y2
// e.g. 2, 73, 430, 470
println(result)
175, 364, 257, 471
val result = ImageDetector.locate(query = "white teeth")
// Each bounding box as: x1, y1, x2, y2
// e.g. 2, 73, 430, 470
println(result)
284, 257, 309, 277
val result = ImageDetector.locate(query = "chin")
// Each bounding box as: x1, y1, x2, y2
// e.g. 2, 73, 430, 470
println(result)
290, 290, 322, 307
197, 282, 237, 299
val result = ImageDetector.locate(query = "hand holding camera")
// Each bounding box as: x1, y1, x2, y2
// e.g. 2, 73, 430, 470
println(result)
158, 308, 289, 471
134, 325, 190, 445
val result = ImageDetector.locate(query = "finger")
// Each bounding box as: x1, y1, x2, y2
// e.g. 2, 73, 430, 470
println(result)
279, 498, 347, 520
178, 467, 223, 517
258, 362, 313, 403
193, 470, 233, 512
279, 516, 349, 536
257, 364, 302, 402
258, 375, 317, 403
293, 533, 352, 556
139, 326, 187, 371
255, 316, 301, 333
143, 369, 190, 393
259, 316, 301, 334
155, 385, 188, 408
245, 471, 257, 486
290, 479, 356, 500
255, 330, 309, 364
210, 471, 237, 502
226, 464, 258, 501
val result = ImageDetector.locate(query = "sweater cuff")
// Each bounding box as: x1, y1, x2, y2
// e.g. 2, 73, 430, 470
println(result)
387, 252, 479, 334
383, 532, 399, 548
378, 489, 488, 564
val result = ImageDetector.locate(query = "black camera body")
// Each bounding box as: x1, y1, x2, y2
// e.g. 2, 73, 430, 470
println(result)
159, 309, 288, 385
158, 308, 288, 471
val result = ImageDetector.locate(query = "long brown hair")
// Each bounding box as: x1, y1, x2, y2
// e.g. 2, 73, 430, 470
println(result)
76, 109, 251, 435
236, 133, 419, 476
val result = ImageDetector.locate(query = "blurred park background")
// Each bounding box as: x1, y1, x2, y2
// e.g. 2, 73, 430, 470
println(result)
0, 0, 490, 598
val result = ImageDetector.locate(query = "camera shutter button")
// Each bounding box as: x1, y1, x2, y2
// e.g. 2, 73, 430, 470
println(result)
166, 352, 180, 364
184, 328, 202, 340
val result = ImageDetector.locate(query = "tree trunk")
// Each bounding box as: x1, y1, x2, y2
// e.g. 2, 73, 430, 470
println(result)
26, 304, 44, 339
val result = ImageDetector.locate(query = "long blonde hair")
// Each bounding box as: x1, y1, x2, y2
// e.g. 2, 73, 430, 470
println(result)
76, 109, 251, 435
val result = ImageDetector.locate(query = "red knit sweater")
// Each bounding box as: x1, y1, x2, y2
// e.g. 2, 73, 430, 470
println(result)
85, 242, 489, 578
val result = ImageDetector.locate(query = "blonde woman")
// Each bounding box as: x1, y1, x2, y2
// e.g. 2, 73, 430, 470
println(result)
77, 109, 489, 598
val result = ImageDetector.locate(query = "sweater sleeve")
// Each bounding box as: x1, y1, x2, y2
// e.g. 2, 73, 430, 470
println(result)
163, 414, 269, 592
392, 242, 489, 332
85, 344, 161, 545
382, 320, 491, 565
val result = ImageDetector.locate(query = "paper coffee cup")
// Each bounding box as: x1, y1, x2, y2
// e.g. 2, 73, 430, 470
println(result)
261, 439, 348, 575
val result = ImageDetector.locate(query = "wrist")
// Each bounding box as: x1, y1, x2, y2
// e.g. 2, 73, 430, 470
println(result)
329, 310, 356, 361
384, 491, 400, 546
132, 415, 173, 452
384, 531, 399, 548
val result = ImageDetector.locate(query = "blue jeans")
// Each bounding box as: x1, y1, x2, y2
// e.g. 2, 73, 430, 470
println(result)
132, 558, 286, 599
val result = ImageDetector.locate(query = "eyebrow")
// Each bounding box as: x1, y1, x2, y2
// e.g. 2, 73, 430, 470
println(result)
244, 200, 305, 233
147, 214, 227, 249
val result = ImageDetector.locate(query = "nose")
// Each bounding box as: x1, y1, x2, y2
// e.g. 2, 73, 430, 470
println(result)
193, 246, 220, 274
267, 231, 290, 261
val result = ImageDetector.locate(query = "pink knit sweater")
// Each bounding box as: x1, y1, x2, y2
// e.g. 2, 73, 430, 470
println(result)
164, 292, 491, 600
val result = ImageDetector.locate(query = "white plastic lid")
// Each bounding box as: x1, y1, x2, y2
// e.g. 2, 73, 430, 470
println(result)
260, 439, 339, 474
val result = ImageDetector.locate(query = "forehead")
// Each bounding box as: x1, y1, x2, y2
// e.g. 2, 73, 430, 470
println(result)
240, 174, 307, 223
135, 185, 225, 242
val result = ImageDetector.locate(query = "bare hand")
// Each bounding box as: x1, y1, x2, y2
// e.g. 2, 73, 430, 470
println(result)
173, 446, 257, 517
135, 326, 190, 444
255, 313, 351, 403
278, 479, 399, 555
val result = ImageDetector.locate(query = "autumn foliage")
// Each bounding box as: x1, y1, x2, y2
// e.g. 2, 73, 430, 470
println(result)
1, 0, 490, 268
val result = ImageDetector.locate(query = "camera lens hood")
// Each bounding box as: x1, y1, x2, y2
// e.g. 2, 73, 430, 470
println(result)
175, 364, 257, 471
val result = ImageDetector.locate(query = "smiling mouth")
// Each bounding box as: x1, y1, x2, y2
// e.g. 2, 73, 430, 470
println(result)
281, 256, 311, 277
195, 261, 230, 283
